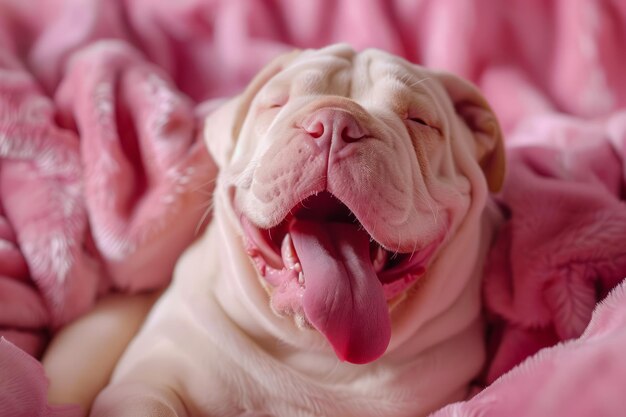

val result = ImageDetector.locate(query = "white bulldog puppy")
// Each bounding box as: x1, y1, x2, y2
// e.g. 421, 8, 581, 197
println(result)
91, 44, 504, 417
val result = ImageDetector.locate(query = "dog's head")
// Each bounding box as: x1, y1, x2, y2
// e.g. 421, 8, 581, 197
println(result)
205, 44, 504, 365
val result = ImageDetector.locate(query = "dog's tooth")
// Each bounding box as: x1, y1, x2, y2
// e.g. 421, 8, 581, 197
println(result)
244, 238, 258, 257
281, 233, 299, 269
298, 271, 304, 284
294, 312, 309, 329
373, 246, 388, 272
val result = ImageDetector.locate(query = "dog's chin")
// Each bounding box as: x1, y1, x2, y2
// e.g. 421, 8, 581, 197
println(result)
237, 190, 444, 364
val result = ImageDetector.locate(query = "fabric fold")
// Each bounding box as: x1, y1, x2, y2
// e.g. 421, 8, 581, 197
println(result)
55, 41, 217, 292
0, 338, 82, 417
483, 114, 626, 383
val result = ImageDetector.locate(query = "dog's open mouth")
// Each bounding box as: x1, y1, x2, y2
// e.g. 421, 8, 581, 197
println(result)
241, 191, 439, 364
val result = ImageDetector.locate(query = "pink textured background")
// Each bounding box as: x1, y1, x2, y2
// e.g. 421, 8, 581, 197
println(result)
0, 1, 625, 416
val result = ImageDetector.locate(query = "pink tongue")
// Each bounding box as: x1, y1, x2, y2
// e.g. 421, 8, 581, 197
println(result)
290, 219, 391, 364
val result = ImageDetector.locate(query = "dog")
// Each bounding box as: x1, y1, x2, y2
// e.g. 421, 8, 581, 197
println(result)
90, 44, 504, 417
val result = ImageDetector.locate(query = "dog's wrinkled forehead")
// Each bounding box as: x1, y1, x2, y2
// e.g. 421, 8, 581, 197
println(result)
256, 45, 444, 113
266, 45, 353, 96
205, 44, 505, 192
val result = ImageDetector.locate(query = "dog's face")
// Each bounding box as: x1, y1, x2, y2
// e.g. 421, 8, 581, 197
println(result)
205, 44, 504, 365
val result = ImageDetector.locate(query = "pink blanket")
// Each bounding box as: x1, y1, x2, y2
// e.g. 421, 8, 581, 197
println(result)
1, 0, 625, 416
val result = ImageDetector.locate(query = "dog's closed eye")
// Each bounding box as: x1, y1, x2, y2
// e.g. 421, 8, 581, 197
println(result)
406, 115, 441, 135
269, 99, 287, 109
408, 117, 429, 126
259, 92, 290, 110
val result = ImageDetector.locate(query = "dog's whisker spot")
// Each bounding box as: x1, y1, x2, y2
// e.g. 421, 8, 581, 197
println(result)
195, 205, 213, 235
190, 179, 217, 194
408, 76, 432, 89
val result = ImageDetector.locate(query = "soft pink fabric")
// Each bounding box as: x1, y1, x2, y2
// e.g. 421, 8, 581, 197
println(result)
0, 0, 216, 362
0, 23, 101, 343
55, 41, 215, 292
483, 112, 626, 383
0, 0, 624, 415
432, 280, 626, 417
0, 338, 82, 417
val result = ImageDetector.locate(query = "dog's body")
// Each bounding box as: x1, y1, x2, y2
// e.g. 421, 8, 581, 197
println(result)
91, 44, 504, 417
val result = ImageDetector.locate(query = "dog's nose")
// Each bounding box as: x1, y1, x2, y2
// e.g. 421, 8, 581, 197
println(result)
303, 108, 366, 143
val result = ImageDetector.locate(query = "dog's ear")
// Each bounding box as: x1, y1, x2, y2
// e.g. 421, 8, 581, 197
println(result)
438, 72, 505, 193
204, 49, 301, 169
203, 97, 244, 170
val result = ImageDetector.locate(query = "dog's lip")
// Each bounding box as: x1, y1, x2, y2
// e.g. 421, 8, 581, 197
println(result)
241, 215, 284, 270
